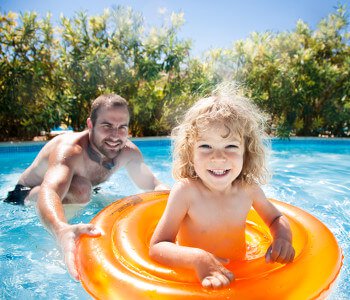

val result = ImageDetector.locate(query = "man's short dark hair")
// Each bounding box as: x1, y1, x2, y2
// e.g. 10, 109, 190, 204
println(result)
90, 94, 129, 125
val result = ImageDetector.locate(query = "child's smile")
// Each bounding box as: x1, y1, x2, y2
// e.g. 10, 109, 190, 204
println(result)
208, 169, 230, 176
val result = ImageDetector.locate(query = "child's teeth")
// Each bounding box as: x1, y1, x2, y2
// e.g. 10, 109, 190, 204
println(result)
211, 170, 226, 175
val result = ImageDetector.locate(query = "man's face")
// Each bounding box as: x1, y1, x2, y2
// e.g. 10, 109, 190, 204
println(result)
88, 106, 129, 159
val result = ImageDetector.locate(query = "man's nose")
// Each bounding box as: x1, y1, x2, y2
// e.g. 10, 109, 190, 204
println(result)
110, 127, 122, 138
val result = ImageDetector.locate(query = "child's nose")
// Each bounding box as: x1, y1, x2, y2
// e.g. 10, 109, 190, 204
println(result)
211, 149, 226, 161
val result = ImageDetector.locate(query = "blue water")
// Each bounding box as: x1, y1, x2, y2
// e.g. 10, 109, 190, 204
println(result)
0, 137, 349, 299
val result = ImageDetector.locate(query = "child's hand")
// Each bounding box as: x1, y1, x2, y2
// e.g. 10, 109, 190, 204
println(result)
265, 238, 295, 264
194, 250, 234, 289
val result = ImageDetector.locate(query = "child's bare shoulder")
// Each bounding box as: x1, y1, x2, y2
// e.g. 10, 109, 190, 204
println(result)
167, 179, 199, 210
239, 182, 266, 205
239, 181, 264, 197
172, 178, 200, 196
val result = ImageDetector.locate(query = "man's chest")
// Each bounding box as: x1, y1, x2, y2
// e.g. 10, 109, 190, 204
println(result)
77, 161, 116, 186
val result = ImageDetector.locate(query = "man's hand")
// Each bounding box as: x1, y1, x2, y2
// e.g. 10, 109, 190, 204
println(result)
265, 238, 295, 264
194, 250, 234, 289
56, 223, 102, 281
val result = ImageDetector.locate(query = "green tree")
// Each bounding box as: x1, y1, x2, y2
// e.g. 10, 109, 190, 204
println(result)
207, 6, 350, 137
1, 5, 348, 140
0, 11, 61, 140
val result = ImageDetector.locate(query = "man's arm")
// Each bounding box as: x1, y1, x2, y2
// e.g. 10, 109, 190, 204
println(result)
37, 160, 73, 234
36, 146, 101, 280
124, 144, 169, 191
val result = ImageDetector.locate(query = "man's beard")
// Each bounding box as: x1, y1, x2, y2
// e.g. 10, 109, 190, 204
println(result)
90, 131, 125, 160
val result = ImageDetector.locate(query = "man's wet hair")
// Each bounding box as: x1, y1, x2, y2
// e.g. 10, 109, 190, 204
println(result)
90, 94, 129, 125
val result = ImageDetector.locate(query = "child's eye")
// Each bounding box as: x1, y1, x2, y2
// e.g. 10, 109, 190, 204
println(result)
199, 144, 211, 149
226, 144, 239, 149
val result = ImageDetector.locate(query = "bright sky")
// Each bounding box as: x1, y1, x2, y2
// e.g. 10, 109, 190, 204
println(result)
2, 0, 349, 56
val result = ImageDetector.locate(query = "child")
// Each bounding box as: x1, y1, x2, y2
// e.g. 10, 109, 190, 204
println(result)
149, 86, 295, 289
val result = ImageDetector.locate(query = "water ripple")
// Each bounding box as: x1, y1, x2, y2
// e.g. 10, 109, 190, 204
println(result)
1, 138, 350, 299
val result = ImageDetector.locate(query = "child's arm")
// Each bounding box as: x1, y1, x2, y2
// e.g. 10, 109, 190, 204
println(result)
251, 185, 295, 264
149, 181, 234, 289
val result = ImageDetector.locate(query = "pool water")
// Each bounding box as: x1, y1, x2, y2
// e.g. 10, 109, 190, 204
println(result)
0, 138, 349, 299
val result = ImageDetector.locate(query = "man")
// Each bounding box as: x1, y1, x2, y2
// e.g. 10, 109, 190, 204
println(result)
4, 94, 168, 280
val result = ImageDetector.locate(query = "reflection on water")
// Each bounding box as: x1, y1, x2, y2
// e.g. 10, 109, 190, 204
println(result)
0, 138, 349, 299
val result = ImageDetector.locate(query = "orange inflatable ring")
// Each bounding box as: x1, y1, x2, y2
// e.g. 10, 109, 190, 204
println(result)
76, 191, 343, 299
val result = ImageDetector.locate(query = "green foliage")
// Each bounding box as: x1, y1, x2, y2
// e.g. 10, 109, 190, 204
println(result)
55, 7, 214, 135
0, 11, 62, 139
0, 5, 349, 140
207, 5, 350, 137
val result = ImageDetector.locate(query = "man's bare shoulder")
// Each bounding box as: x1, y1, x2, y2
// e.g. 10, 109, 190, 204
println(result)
19, 132, 89, 186
44, 131, 89, 162
120, 139, 142, 159
124, 139, 141, 151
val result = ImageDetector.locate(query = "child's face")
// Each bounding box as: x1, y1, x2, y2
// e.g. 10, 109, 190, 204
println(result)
192, 122, 245, 192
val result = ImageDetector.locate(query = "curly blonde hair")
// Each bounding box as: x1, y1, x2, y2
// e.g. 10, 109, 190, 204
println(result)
172, 85, 270, 185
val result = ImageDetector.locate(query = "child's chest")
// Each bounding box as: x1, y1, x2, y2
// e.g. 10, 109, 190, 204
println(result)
187, 194, 252, 231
